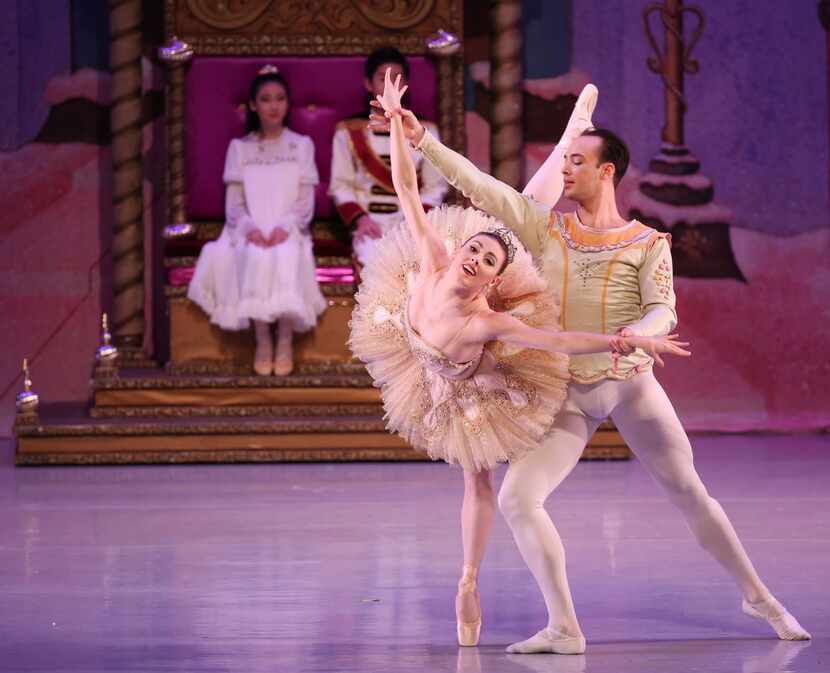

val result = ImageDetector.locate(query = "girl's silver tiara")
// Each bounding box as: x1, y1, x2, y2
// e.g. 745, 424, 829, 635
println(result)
258, 64, 279, 75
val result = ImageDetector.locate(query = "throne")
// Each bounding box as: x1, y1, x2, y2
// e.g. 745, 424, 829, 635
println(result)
165, 55, 443, 373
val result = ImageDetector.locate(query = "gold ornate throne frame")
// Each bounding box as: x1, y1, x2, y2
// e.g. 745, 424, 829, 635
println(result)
161, 0, 465, 374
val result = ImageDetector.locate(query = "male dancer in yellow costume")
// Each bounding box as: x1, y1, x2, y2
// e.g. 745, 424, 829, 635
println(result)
370, 86, 809, 653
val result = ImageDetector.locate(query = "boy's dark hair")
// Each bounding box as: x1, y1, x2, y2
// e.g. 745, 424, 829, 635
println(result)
580, 127, 630, 187
245, 71, 290, 134
365, 46, 410, 81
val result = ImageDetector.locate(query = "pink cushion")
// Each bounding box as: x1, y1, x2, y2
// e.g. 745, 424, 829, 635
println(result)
169, 267, 195, 286
170, 266, 355, 286
185, 56, 439, 221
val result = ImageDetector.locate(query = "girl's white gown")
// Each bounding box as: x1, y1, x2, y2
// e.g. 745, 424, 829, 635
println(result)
188, 129, 326, 332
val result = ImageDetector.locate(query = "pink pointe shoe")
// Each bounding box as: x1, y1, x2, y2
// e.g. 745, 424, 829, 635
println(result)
456, 566, 482, 647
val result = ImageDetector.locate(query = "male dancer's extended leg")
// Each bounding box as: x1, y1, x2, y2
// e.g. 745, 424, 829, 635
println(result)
456, 469, 496, 646
522, 84, 598, 207
612, 372, 810, 640
498, 398, 601, 654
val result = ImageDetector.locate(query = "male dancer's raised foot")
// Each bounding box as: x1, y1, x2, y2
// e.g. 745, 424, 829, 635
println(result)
563, 83, 598, 142
743, 597, 811, 640
522, 83, 598, 207
505, 627, 586, 655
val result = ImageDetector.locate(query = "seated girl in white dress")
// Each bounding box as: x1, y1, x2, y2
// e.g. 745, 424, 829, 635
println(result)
188, 65, 326, 375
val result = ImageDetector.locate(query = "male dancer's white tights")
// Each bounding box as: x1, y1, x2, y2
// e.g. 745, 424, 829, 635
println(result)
499, 371, 778, 638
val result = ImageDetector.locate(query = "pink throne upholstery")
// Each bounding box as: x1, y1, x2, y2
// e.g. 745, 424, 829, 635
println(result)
184, 56, 439, 226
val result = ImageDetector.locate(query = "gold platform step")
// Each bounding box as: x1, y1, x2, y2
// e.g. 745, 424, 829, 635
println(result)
94, 370, 377, 403
15, 403, 410, 465
15, 406, 629, 466
16, 369, 631, 465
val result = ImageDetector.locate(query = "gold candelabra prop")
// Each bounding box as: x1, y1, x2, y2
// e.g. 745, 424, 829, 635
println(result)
95, 313, 120, 378
15, 359, 40, 424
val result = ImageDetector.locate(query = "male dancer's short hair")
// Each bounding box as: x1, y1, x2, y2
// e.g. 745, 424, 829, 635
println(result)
581, 128, 630, 187
365, 46, 410, 81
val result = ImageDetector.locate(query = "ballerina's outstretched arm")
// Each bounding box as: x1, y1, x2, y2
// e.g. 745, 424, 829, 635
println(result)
381, 70, 450, 275
480, 311, 690, 367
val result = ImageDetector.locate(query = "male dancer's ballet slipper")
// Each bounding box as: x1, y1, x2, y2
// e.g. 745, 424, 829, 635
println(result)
742, 598, 811, 641
506, 653, 586, 673
505, 627, 586, 655
456, 567, 482, 647
561, 83, 598, 145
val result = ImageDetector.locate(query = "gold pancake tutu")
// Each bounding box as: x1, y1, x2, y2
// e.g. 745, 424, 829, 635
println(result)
349, 206, 570, 472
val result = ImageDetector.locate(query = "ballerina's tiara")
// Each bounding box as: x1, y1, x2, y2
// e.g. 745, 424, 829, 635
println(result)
258, 64, 279, 75
486, 225, 517, 265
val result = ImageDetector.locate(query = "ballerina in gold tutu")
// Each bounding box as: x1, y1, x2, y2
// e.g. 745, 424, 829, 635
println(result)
349, 71, 691, 647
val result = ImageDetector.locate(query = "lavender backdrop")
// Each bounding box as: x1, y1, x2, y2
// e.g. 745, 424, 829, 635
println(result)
1, 1, 828, 434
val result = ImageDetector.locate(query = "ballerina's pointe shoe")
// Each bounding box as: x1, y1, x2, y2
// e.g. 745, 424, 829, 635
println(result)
456, 567, 482, 647
561, 83, 598, 145
742, 598, 811, 641
505, 627, 586, 655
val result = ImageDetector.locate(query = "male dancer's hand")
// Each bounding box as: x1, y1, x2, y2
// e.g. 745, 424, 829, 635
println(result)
626, 333, 691, 367
614, 327, 637, 355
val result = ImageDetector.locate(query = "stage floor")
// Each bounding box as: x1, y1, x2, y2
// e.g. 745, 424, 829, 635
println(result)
0, 434, 827, 673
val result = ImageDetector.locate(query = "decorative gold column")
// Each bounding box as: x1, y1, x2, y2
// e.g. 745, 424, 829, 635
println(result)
645, 0, 704, 145
489, 0, 523, 188
158, 38, 195, 239
628, 0, 744, 281
110, 0, 145, 347
427, 29, 463, 158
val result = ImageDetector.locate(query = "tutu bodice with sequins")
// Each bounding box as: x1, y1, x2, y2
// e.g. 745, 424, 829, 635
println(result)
402, 302, 483, 381
349, 206, 571, 472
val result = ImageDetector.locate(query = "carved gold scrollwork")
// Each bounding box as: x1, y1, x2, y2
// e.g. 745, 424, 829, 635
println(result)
351, 0, 434, 29
644, 2, 705, 109
186, 0, 272, 30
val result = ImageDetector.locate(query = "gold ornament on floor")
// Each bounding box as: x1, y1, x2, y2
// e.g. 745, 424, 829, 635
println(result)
16, 358, 39, 416
95, 313, 120, 378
